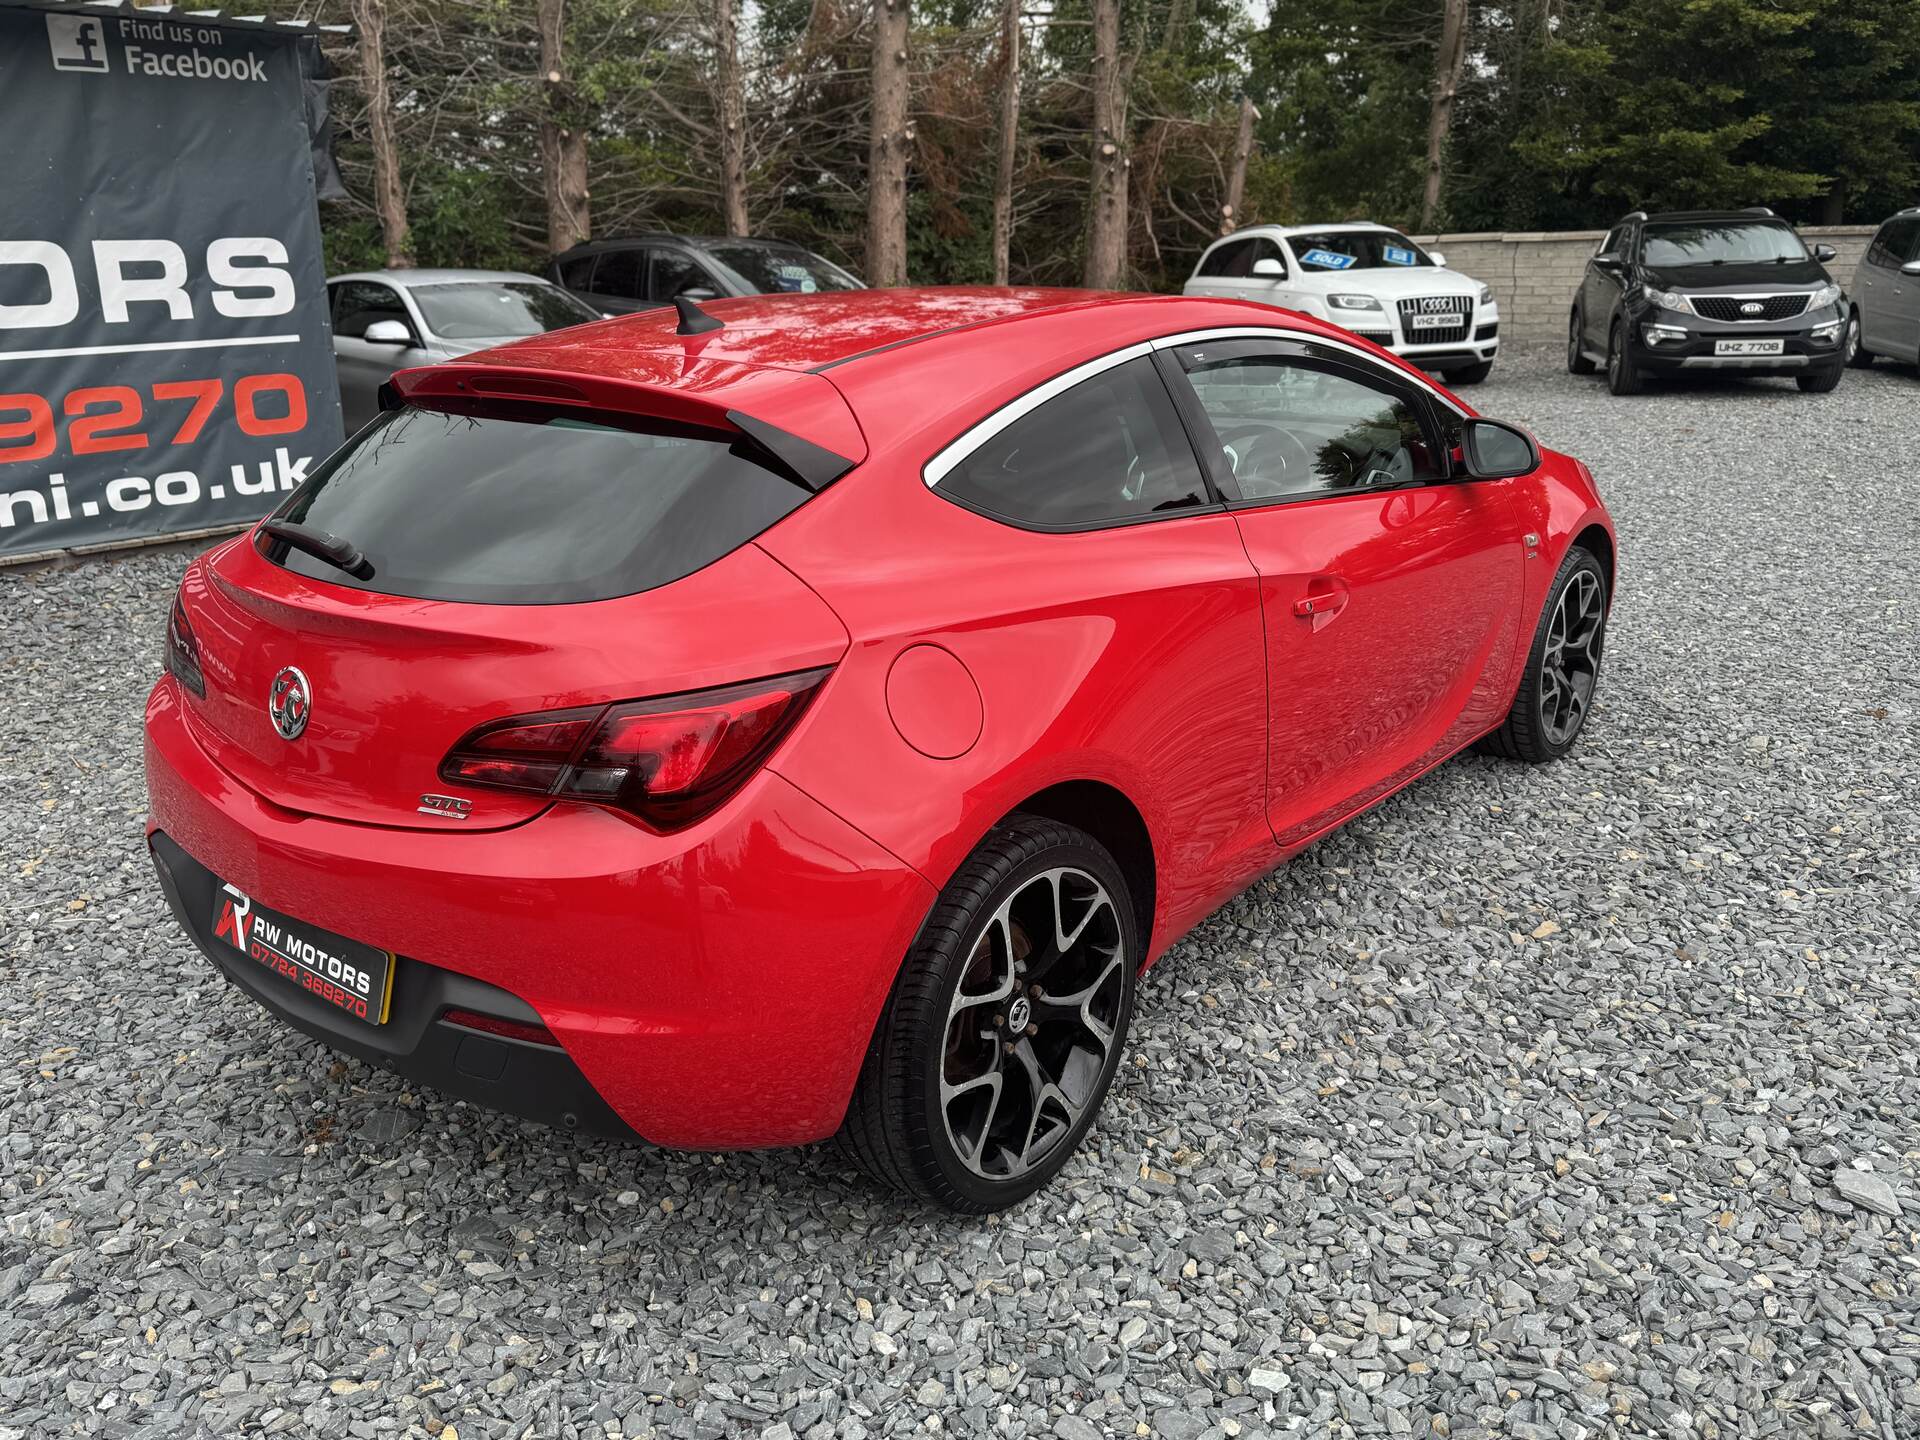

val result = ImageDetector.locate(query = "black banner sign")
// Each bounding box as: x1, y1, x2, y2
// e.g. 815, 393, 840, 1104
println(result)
0, 2, 343, 558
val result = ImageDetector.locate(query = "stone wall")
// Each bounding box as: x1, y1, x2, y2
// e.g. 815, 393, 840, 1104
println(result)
1408, 226, 1878, 343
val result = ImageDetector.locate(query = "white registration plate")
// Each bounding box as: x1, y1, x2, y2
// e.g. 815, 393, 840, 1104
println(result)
1714, 339, 1784, 357
1407, 313, 1463, 331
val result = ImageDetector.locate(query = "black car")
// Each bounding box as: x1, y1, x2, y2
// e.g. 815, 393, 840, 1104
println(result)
1568, 209, 1847, 395
548, 234, 864, 316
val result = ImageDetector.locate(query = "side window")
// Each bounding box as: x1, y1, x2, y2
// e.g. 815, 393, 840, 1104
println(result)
1199, 239, 1252, 278
647, 249, 705, 301
1887, 218, 1920, 265
333, 282, 410, 339
558, 255, 597, 289
1598, 226, 1625, 259
1176, 348, 1442, 503
1248, 238, 1287, 276
939, 355, 1210, 528
592, 248, 645, 300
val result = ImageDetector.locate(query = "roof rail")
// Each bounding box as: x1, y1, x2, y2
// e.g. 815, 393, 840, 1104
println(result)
1743, 206, 1776, 217
1624, 210, 1648, 222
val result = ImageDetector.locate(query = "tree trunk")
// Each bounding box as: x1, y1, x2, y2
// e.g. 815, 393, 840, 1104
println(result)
348, 0, 412, 268
715, 0, 749, 235
866, 0, 912, 286
1819, 180, 1844, 226
1420, 0, 1469, 231
1083, 0, 1128, 289
537, 0, 592, 256
990, 0, 1020, 285
1221, 95, 1258, 235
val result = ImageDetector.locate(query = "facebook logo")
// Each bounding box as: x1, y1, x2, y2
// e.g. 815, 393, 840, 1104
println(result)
47, 14, 110, 73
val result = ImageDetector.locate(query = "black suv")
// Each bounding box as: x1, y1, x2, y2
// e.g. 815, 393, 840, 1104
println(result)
548, 234, 863, 316
1568, 209, 1847, 395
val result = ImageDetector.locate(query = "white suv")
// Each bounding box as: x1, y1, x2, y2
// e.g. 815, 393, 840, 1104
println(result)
1184, 223, 1499, 384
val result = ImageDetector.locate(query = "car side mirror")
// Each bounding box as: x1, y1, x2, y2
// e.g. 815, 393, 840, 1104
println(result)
1812, 243, 1837, 263
1251, 257, 1286, 280
679, 286, 719, 302
1593, 252, 1623, 271
362, 319, 414, 345
1458, 418, 1540, 480
1428, 249, 1447, 268
1902, 259, 1920, 277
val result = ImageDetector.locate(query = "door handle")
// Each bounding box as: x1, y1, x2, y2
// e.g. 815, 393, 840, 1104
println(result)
1293, 577, 1351, 631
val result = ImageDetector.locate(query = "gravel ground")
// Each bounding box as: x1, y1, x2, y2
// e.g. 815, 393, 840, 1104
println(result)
4, 347, 1917, 1440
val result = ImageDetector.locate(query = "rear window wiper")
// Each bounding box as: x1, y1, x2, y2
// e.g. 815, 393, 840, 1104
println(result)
260, 520, 376, 580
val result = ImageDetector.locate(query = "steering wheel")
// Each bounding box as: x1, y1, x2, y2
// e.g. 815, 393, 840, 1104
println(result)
1226, 427, 1318, 497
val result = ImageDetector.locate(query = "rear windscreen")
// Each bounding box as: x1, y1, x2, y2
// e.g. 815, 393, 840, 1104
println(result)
263, 406, 812, 604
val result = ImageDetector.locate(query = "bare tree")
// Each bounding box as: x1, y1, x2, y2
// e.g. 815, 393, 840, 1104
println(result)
1083, 0, 1129, 288
714, 0, 750, 234
990, 0, 1020, 284
347, 0, 412, 267
538, 0, 592, 255
1420, 0, 1469, 230
1221, 95, 1258, 235
866, 0, 912, 285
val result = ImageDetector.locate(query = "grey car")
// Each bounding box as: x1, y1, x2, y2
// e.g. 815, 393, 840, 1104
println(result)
327, 269, 601, 430
1848, 207, 1920, 369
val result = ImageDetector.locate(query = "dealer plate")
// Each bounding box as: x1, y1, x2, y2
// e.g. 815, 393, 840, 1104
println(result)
1714, 338, 1785, 356
209, 882, 394, 1025
1406, 313, 1463, 331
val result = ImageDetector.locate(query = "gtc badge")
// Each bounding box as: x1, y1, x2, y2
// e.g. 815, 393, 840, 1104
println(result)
1741, 301, 1763, 315
268, 666, 311, 740
416, 793, 472, 820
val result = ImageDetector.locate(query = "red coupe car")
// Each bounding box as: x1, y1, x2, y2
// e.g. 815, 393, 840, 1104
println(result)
146, 288, 1615, 1211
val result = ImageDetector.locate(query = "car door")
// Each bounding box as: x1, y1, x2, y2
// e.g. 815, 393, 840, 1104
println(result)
645, 246, 724, 303
330, 280, 427, 432
578, 247, 654, 314
1159, 333, 1528, 847
1580, 224, 1630, 351
1186, 238, 1253, 300
1861, 217, 1920, 356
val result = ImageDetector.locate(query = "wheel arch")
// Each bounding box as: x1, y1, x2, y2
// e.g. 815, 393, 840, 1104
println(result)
1571, 522, 1615, 604
1001, 780, 1156, 959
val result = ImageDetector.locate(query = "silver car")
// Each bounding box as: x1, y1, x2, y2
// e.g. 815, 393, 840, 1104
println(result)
1848, 208, 1920, 369
327, 269, 602, 430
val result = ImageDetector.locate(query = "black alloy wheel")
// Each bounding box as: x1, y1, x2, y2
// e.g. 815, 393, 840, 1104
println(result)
1606, 319, 1643, 395
1567, 309, 1596, 375
840, 815, 1137, 1211
1478, 546, 1609, 763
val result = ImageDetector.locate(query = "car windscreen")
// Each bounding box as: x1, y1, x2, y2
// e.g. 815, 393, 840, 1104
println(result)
262, 406, 812, 604
1641, 222, 1807, 266
705, 245, 863, 295
1289, 232, 1434, 272
409, 282, 600, 339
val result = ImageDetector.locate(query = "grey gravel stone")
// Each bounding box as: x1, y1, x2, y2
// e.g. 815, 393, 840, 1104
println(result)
3, 347, 1917, 1439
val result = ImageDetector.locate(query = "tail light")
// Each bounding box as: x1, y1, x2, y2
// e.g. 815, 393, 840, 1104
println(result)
440, 668, 831, 830
163, 594, 205, 697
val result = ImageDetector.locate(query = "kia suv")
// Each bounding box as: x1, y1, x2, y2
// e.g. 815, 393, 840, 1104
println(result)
1846, 207, 1920, 369
549, 234, 863, 316
1184, 223, 1500, 384
1568, 208, 1847, 394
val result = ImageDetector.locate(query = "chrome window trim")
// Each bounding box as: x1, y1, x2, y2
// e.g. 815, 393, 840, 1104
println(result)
922, 325, 1462, 490
921, 340, 1155, 488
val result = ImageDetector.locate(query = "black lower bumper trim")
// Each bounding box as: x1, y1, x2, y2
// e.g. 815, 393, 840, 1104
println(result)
150, 831, 638, 1140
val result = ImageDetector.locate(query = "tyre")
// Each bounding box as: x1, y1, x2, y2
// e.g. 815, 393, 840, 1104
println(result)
1477, 545, 1608, 764
1796, 363, 1844, 393
1567, 310, 1596, 375
1605, 319, 1643, 395
1845, 309, 1873, 368
1446, 359, 1495, 386
840, 814, 1137, 1212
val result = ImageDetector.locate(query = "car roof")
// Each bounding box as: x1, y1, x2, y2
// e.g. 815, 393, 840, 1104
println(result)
1207, 223, 1397, 247
553, 235, 823, 259
329, 269, 554, 287
1630, 210, 1787, 225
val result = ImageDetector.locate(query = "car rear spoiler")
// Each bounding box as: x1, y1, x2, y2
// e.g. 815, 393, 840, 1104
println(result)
385, 359, 865, 492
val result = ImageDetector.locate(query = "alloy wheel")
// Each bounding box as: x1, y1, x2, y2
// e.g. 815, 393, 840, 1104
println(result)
1844, 314, 1860, 364
939, 866, 1125, 1180
1568, 314, 1581, 369
1537, 568, 1605, 747
1606, 329, 1621, 386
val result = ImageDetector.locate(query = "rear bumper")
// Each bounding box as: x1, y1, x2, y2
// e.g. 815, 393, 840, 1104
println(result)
144, 676, 936, 1149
